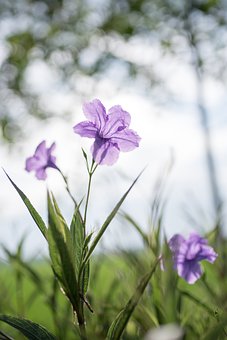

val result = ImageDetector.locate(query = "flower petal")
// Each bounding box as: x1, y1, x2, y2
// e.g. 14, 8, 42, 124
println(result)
102, 105, 131, 137
25, 140, 57, 179
48, 142, 56, 155
185, 242, 201, 260
34, 140, 48, 161
91, 138, 120, 165
110, 128, 141, 152
35, 167, 47, 180
177, 260, 202, 284
25, 156, 41, 172
188, 232, 208, 245
198, 244, 218, 263
83, 99, 107, 130
73, 121, 98, 138
48, 155, 57, 169
169, 234, 186, 254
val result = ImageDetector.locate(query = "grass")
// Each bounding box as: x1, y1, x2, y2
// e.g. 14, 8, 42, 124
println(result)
0, 241, 225, 340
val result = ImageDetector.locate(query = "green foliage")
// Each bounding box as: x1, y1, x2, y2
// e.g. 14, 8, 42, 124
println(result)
3, 157, 226, 339
5, 165, 149, 339
0, 315, 56, 340
4, 170, 47, 239
107, 258, 160, 340
0, 236, 226, 339
70, 203, 85, 277
47, 192, 80, 311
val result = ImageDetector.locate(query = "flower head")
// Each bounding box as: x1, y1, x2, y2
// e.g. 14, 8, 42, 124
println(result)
169, 232, 218, 284
73, 99, 141, 165
25, 140, 58, 180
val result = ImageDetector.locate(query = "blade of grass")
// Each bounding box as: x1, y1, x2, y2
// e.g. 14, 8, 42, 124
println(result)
82, 169, 145, 268
0, 315, 56, 340
3, 170, 47, 239
106, 258, 160, 340
47, 192, 79, 309
70, 202, 85, 276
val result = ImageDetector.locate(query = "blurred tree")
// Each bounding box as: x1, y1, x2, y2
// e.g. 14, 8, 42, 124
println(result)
1, 0, 226, 140
0, 0, 226, 213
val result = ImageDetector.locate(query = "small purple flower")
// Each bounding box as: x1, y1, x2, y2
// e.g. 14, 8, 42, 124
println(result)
25, 140, 58, 180
169, 232, 218, 284
73, 99, 141, 165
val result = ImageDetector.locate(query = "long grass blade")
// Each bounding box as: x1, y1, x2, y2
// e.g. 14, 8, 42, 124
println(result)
0, 315, 56, 340
3, 170, 47, 239
82, 169, 144, 267
107, 258, 160, 340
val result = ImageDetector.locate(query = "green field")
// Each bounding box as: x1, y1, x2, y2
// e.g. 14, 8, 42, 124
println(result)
0, 241, 225, 340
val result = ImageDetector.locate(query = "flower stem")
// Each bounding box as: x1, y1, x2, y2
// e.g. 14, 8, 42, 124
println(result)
74, 309, 87, 340
83, 161, 98, 228
79, 323, 87, 340
57, 168, 78, 207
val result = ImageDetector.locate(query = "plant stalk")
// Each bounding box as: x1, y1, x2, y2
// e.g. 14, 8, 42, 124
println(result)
83, 161, 98, 229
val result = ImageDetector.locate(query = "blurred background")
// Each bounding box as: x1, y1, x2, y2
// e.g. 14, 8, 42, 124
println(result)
1, 0, 227, 258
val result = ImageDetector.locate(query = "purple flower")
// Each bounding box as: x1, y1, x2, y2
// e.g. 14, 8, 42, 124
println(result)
25, 140, 58, 180
73, 99, 141, 165
169, 232, 218, 284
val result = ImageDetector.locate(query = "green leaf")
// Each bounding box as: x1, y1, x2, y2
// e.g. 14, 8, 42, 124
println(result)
82, 169, 144, 267
78, 233, 93, 296
3, 170, 47, 239
80, 261, 90, 296
180, 290, 215, 317
202, 315, 227, 339
70, 202, 91, 298
106, 258, 160, 340
81, 148, 88, 162
47, 192, 79, 310
83, 232, 93, 251
70, 202, 85, 276
0, 315, 56, 340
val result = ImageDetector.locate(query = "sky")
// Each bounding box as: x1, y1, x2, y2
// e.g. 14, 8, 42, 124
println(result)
1, 38, 227, 260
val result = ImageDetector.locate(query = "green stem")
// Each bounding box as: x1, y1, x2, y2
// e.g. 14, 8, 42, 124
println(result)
79, 323, 87, 340
83, 161, 98, 229
74, 308, 87, 340
57, 168, 78, 206
83, 173, 92, 229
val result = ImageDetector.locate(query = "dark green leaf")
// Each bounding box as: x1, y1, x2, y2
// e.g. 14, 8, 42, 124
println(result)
70, 203, 85, 276
107, 258, 160, 340
3, 170, 47, 239
80, 261, 90, 296
47, 192, 79, 310
180, 290, 215, 317
0, 315, 56, 340
202, 315, 227, 339
81, 148, 88, 162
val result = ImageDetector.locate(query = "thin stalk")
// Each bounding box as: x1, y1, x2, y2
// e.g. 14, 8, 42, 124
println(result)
83, 161, 98, 228
57, 168, 78, 207
79, 323, 87, 340
76, 160, 97, 340
184, 1, 222, 218
74, 309, 87, 340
